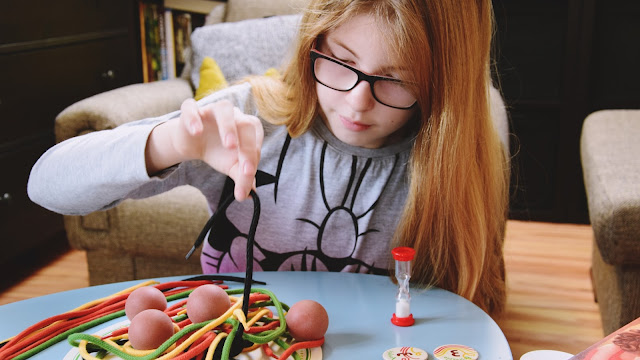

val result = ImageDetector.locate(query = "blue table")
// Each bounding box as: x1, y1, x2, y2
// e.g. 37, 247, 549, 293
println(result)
0, 272, 512, 359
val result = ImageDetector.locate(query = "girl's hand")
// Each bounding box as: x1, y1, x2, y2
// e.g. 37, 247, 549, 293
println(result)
146, 98, 264, 201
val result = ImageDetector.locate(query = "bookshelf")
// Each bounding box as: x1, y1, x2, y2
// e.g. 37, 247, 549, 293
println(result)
138, 0, 225, 82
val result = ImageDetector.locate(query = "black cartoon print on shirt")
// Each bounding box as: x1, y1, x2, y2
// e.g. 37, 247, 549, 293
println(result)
201, 134, 398, 275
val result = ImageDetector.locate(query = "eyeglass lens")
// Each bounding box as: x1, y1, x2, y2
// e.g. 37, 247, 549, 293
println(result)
313, 55, 416, 109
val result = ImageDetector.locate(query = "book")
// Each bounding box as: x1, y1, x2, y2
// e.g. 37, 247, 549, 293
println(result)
569, 317, 640, 359
143, 1, 162, 82
164, 8, 176, 79
172, 11, 192, 77
158, 6, 168, 80
138, 0, 218, 82
138, 1, 149, 82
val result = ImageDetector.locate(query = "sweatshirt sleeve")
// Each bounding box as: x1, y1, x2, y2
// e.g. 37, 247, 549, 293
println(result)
27, 112, 178, 215
27, 82, 256, 216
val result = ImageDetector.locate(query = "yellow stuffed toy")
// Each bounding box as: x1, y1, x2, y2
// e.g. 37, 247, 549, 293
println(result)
194, 56, 280, 101
194, 56, 229, 100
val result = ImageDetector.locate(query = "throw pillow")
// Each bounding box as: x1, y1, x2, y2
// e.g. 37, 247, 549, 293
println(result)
188, 14, 301, 90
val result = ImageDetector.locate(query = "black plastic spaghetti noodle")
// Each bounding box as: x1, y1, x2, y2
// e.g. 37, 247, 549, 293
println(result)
181, 274, 266, 285
185, 190, 260, 317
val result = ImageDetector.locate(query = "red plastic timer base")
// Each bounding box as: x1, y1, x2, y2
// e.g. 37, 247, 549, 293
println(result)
391, 313, 415, 327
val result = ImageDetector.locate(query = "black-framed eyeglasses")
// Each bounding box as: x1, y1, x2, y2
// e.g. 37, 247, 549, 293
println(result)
310, 49, 417, 110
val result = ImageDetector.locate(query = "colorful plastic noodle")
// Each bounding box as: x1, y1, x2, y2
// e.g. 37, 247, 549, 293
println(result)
60, 190, 324, 360
0, 279, 216, 359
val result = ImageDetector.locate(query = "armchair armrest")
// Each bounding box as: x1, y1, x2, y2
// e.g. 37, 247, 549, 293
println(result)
55, 78, 194, 142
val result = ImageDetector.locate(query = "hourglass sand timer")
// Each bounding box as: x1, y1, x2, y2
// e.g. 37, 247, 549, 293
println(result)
391, 247, 416, 326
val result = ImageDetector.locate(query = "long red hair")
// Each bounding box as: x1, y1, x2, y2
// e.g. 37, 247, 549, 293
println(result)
248, 0, 509, 317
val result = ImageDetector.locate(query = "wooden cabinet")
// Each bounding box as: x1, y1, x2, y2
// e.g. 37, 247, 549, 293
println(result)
493, 0, 640, 223
0, 1, 142, 264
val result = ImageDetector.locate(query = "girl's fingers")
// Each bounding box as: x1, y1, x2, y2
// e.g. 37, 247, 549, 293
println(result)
180, 98, 202, 135
207, 100, 237, 149
194, 100, 263, 201
233, 107, 263, 163
233, 112, 262, 201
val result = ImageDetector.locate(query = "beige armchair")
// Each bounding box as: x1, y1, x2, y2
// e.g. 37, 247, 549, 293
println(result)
581, 110, 640, 334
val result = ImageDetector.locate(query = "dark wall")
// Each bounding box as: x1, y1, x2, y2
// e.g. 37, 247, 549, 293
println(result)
492, 0, 640, 223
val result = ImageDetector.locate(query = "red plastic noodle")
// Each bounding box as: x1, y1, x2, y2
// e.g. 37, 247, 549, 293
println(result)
246, 321, 281, 333
262, 343, 279, 359
170, 331, 215, 360
277, 338, 325, 360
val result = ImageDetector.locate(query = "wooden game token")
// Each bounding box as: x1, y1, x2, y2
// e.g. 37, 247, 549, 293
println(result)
382, 346, 428, 360
433, 344, 479, 360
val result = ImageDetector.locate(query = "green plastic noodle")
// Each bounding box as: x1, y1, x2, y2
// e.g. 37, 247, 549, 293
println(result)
68, 321, 209, 360
11, 310, 126, 360
164, 289, 194, 302
253, 300, 291, 312
96, 349, 108, 359
171, 314, 188, 322
220, 318, 240, 360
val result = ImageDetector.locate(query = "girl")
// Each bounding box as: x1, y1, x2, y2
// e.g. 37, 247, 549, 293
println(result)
28, 0, 509, 317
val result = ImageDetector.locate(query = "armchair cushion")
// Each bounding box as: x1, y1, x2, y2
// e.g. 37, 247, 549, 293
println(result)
55, 79, 193, 142
581, 110, 640, 265
188, 14, 301, 89
224, 0, 309, 22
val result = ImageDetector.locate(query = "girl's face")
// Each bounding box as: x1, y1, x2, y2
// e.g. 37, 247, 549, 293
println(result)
315, 13, 417, 149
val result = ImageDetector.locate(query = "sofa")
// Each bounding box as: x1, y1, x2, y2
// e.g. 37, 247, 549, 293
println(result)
55, 0, 510, 286
580, 110, 640, 335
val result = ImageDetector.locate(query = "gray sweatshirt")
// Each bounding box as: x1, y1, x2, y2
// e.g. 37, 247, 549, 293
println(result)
28, 83, 413, 275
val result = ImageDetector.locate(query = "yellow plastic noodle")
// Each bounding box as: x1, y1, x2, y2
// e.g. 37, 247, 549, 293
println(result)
108, 334, 129, 341
233, 309, 250, 331
247, 309, 271, 327
78, 339, 101, 360
204, 332, 228, 360
120, 343, 158, 357
153, 299, 243, 360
